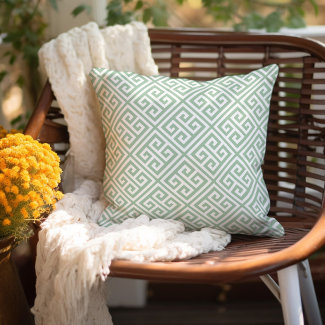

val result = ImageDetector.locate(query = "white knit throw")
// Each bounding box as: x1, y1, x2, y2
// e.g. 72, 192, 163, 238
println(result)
32, 22, 231, 325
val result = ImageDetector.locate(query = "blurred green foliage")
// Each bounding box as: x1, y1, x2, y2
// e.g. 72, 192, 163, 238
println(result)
0, 0, 319, 124
0, 0, 50, 102
105, 0, 319, 31
106, 0, 168, 26
199, 0, 319, 32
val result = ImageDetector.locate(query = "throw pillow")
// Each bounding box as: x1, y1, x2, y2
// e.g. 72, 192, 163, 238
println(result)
89, 64, 284, 237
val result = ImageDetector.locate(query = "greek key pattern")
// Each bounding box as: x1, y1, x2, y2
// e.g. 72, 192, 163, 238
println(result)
89, 65, 284, 237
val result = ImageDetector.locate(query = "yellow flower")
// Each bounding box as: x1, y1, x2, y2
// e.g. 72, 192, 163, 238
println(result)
6, 169, 17, 179
20, 170, 30, 182
0, 132, 63, 239
11, 185, 18, 194
22, 182, 29, 189
2, 218, 11, 226
0, 191, 8, 206
31, 179, 42, 188
28, 191, 38, 200
29, 201, 38, 209
2, 176, 11, 187
0, 191, 6, 201
26, 156, 37, 168
56, 191, 64, 200
32, 210, 39, 218
5, 205, 12, 214
19, 158, 29, 170
21, 207, 28, 219
0, 159, 6, 170
15, 194, 24, 202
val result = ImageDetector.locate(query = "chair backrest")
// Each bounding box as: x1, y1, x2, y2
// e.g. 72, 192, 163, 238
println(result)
36, 29, 325, 229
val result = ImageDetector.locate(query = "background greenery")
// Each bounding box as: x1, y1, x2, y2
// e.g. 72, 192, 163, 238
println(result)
0, 0, 320, 129
104, 0, 319, 31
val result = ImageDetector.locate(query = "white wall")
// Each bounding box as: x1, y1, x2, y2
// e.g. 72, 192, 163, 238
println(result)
279, 26, 325, 44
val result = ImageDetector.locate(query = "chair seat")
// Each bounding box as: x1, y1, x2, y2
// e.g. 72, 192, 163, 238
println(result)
110, 226, 309, 283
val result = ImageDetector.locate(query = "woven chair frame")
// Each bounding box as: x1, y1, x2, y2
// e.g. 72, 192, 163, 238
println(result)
25, 29, 325, 284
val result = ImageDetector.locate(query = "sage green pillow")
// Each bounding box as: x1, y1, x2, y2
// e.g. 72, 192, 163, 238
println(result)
89, 65, 284, 237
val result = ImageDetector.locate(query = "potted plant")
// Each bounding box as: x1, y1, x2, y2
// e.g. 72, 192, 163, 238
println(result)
0, 130, 62, 324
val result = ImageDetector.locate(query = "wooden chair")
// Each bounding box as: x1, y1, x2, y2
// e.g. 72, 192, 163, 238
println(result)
25, 29, 325, 325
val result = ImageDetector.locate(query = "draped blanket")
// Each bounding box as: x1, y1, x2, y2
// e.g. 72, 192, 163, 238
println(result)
32, 22, 231, 325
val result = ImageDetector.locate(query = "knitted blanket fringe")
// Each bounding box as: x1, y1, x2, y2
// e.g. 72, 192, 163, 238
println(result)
32, 22, 231, 325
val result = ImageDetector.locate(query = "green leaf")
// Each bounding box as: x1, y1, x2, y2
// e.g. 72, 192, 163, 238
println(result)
24, 29, 38, 43
142, 8, 152, 23
9, 54, 16, 65
106, 0, 134, 26
48, 0, 58, 10
287, 14, 306, 29
106, 0, 123, 14
152, 7, 168, 26
135, 0, 143, 10
16, 75, 24, 87
3, 32, 21, 44
119, 11, 133, 24
233, 23, 245, 31
23, 45, 39, 63
71, 5, 91, 17
243, 12, 265, 30
265, 11, 284, 32
309, 0, 319, 15
0, 70, 8, 83
203, 0, 237, 24
10, 111, 31, 130
10, 115, 22, 127
111, 0, 122, 9
294, 6, 305, 17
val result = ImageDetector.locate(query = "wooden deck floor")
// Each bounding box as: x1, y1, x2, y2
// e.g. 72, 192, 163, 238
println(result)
111, 300, 325, 325
110, 279, 325, 325
110, 301, 284, 325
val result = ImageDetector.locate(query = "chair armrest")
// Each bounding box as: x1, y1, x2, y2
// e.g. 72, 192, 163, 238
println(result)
228, 208, 325, 276
24, 81, 54, 140
235, 208, 325, 279
275, 207, 325, 267
110, 209, 325, 283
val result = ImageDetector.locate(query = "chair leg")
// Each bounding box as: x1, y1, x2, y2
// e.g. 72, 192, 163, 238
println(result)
298, 260, 323, 325
277, 264, 304, 325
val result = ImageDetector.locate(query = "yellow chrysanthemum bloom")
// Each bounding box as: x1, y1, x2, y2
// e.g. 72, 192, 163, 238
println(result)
21, 207, 28, 219
11, 185, 19, 195
29, 201, 38, 209
0, 133, 63, 239
2, 218, 11, 226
